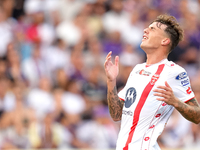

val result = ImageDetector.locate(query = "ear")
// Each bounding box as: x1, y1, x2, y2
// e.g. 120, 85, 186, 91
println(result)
161, 38, 170, 46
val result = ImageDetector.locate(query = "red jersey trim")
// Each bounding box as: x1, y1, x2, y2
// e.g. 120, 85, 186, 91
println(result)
184, 97, 195, 103
120, 98, 125, 101
123, 64, 165, 150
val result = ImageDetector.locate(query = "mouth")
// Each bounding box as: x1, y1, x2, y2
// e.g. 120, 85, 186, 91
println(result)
142, 35, 148, 41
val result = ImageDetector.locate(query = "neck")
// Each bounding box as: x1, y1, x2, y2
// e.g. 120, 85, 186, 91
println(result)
146, 53, 167, 65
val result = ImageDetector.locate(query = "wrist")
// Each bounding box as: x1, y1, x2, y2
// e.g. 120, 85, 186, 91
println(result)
173, 98, 181, 108
107, 79, 117, 87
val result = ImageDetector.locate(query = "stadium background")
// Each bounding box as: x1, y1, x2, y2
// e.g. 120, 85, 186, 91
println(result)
0, 0, 199, 149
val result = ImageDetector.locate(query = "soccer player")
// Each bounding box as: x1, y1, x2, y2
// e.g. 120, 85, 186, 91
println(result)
104, 14, 200, 150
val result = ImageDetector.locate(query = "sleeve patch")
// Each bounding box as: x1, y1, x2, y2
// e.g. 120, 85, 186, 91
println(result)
175, 72, 187, 80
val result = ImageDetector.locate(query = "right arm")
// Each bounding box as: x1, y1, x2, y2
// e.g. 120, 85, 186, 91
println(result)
104, 51, 124, 121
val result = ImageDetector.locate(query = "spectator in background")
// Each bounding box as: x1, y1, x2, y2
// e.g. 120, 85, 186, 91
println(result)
102, 31, 123, 56
179, 46, 199, 80
0, 81, 36, 149
121, 11, 144, 48
39, 113, 58, 149
184, 13, 200, 49
21, 44, 50, 87
86, 2, 105, 37
61, 79, 86, 116
0, 58, 7, 78
6, 42, 24, 82
102, 0, 129, 33
70, 46, 86, 81
0, 7, 13, 57
56, 13, 88, 47
0, 77, 15, 116
53, 68, 70, 90
76, 105, 119, 149
27, 77, 55, 121
82, 64, 107, 119
42, 38, 72, 77
24, 0, 55, 47
83, 37, 105, 67
58, 0, 85, 21
117, 44, 144, 90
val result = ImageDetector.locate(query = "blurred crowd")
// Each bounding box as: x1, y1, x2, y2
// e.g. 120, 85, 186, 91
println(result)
0, 0, 199, 149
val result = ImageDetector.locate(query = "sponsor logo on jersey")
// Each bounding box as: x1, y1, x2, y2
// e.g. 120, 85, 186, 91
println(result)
175, 72, 187, 80
125, 87, 136, 108
136, 69, 151, 76
181, 78, 189, 86
122, 110, 133, 116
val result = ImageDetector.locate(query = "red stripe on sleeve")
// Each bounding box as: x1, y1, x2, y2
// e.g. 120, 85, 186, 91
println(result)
184, 97, 195, 103
120, 98, 125, 101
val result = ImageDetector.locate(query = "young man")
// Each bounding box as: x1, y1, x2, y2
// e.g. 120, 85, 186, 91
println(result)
104, 14, 200, 150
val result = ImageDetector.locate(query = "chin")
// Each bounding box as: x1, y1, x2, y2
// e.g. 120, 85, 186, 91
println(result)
140, 42, 145, 50
140, 43, 149, 53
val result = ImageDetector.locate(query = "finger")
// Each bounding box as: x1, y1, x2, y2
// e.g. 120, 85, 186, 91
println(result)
154, 92, 168, 98
107, 55, 112, 61
156, 85, 170, 91
165, 81, 171, 88
115, 56, 119, 67
106, 51, 112, 59
156, 97, 165, 101
104, 55, 112, 66
153, 89, 168, 94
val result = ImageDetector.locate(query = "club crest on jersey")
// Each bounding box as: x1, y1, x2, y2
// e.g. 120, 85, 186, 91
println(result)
150, 74, 160, 85
136, 69, 151, 76
176, 72, 187, 80
125, 87, 136, 108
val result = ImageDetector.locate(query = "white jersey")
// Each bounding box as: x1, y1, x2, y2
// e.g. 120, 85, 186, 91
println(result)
117, 59, 195, 150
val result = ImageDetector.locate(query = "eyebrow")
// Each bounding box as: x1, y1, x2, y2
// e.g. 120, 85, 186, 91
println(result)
149, 22, 166, 30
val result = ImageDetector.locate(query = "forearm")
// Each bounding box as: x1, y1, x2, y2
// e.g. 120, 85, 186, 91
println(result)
107, 80, 124, 121
174, 98, 200, 124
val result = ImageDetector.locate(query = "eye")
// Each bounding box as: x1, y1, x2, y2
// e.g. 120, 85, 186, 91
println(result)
150, 27, 154, 30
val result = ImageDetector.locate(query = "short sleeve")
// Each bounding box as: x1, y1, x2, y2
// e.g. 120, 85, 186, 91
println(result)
167, 67, 195, 103
118, 88, 126, 101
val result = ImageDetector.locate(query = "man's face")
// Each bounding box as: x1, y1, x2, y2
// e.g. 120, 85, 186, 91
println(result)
140, 22, 169, 51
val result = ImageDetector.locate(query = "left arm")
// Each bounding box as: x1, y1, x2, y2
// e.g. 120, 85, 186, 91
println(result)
153, 81, 200, 124
175, 98, 200, 124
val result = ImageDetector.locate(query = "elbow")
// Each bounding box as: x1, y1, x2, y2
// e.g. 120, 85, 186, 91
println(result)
194, 119, 200, 124
191, 117, 200, 124
195, 115, 200, 124
193, 121, 199, 125
109, 111, 122, 122
112, 118, 121, 122
111, 115, 122, 122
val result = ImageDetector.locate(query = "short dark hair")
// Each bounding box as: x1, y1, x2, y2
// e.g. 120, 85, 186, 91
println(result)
153, 14, 184, 52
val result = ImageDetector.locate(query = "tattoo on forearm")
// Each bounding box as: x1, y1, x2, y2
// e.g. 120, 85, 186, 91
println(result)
186, 98, 199, 107
176, 98, 200, 124
107, 86, 124, 121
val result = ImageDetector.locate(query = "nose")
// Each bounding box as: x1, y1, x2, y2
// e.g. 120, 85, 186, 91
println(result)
144, 27, 149, 34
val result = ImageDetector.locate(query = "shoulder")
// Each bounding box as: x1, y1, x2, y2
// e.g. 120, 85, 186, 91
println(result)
165, 60, 187, 77
165, 60, 183, 70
